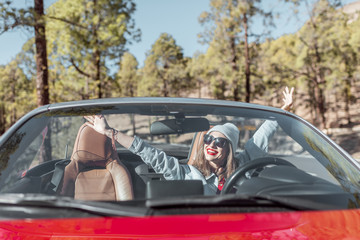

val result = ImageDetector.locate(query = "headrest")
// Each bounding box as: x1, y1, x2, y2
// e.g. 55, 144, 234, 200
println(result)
71, 124, 113, 167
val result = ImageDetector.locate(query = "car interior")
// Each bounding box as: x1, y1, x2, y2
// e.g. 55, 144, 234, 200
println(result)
2, 106, 360, 208
5, 118, 207, 200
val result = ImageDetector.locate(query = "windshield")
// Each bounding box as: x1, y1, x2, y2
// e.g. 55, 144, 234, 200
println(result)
0, 101, 360, 215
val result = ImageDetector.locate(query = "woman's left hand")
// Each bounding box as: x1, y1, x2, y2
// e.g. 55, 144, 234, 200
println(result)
84, 115, 110, 136
281, 86, 294, 111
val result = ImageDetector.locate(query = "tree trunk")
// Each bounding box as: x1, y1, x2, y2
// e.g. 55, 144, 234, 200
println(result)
197, 79, 202, 98
344, 57, 353, 125
313, 77, 326, 129
34, 0, 49, 107
229, 25, 239, 101
91, 0, 102, 99
344, 80, 352, 125
162, 63, 169, 97
10, 73, 16, 125
34, 0, 51, 162
244, 13, 251, 103
313, 43, 327, 129
0, 102, 5, 135
162, 78, 169, 97
95, 49, 102, 98
131, 114, 136, 136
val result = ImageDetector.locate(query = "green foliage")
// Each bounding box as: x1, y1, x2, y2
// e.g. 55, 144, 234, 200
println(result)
258, 35, 298, 87
2, 0, 360, 132
0, 0, 50, 107
46, 0, 140, 99
0, 1, 34, 34
198, 0, 274, 101
0, 59, 35, 133
258, 0, 360, 128
116, 52, 139, 97
198, 0, 246, 100
139, 33, 192, 97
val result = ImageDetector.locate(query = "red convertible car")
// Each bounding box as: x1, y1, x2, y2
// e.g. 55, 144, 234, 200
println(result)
0, 97, 359, 239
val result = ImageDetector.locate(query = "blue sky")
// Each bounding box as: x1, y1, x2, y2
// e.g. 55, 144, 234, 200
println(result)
0, 0, 358, 67
127, 0, 210, 66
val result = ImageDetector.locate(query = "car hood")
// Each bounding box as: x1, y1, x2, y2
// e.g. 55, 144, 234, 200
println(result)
0, 209, 360, 239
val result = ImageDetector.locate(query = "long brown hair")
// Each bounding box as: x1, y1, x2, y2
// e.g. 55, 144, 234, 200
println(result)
192, 141, 239, 180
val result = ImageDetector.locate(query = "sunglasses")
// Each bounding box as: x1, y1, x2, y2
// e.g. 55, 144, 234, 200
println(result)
203, 134, 229, 148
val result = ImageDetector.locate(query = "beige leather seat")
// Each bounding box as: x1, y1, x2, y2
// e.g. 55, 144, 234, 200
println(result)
60, 123, 133, 201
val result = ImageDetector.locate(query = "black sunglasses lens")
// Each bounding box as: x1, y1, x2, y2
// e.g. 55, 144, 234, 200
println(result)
204, 134, 227, 148
215, 138, 227, 148
203, 134, 213, 145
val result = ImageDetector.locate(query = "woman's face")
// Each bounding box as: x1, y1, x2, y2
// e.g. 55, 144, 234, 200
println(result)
203, 131, 229, 167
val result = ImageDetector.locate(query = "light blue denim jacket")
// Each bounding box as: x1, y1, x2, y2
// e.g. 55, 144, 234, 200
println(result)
128, 120, 279, 195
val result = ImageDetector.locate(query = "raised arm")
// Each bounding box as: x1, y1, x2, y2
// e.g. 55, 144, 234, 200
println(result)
84, 115, 184, 180
238, 86, 295, 162
84, 115, 134, 149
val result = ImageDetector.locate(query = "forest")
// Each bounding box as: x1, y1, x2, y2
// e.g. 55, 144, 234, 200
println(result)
0, 0, 360, 135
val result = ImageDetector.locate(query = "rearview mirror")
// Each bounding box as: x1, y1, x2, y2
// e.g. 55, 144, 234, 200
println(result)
150, 118, 210, 135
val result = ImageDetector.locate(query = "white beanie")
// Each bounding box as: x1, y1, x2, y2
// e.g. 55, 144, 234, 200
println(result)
207, 123, 239, 155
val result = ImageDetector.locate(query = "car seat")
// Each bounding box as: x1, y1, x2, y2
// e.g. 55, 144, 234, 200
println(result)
60, 123, 133, 201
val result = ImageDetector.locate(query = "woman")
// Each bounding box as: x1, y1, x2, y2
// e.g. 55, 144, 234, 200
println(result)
85, 87, 294, 195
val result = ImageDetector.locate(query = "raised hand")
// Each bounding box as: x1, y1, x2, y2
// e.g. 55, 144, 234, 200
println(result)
281, 86, 294, 111
84, 115, 134, 149
84, 115, 110, 135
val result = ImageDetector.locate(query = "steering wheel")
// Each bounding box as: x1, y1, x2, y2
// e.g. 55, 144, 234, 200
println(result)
221, 157, 296, 195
